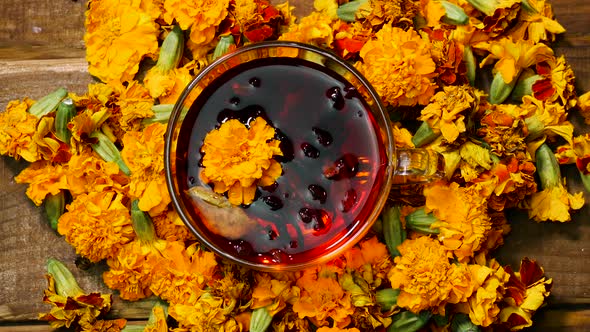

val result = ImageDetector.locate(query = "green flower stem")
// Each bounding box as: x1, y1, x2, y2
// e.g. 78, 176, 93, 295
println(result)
90, 131, 131, 176
47, 258, 85, 297
405, 207, 440, 234
536, 143, 561, 189
382, 205, 406, 258
28, 87, 68, 118
131, 200, 157, 243
44, 190, 65, 231
412, 122, 440, 148
375, 288, 400, 311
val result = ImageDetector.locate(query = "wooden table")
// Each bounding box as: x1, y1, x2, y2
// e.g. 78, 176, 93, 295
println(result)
0, 0, 588, 330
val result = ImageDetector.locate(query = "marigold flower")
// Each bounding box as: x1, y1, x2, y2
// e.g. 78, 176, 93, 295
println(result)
419, 85, 477, 143
14, 161, 68, 206
223, 0, 284, 44
332, 21, 373, 59
0, 98, 42, 162
251, 272, 299, 316
510, 0, 565, 43
121, 123, 170, 215
110, 81, 155, 133
388, 236, 471, 314
162, 0, 229, 57
279, 11, 336, 47
200, 118, 283, 206
317, 326, 361, 332
357, 0, 418, 27
356, 25, 437, 107
39, 259, 113, 329
521, 95, 573, 146
457, 255, 509, 327
424, 182, 493, 262
169, 295, 238, 331
499, 258, 552, 331
151, 208, 196, 242
424, 28, 469, 86
58, 191, 135, 262
528, 185, 584, 222
477, 104, 528, 157
64, 148, 129, 197
531, 56, 577, 110
292, 267, 355, 327
150, 242, 218, 305
85, 0, 159, 83
476, 37, 554, 85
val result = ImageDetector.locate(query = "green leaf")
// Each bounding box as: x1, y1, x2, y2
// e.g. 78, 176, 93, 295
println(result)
28, 87, 68, 118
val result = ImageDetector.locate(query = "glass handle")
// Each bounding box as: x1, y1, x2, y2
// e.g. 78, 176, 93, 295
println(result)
392, 148, 445, 185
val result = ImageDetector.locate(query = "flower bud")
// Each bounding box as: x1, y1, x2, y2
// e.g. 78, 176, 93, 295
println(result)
375, 288, 400, 312
412, 122, 440, 148
131, 199, 157, 244
46, 258, 85, 297
157, 25, 184, 72
213, 35, 235, 60
55, 98, 77, 145
405, 207, 440, 234
489, 71, 517, 104
536, 143, 561, 189
250, 306, 273, 332
441, 1, 469, 25
29, 87, 67, 118
382, 206, 406, 258
44, 190, 65, 231
90, 131, 131, 176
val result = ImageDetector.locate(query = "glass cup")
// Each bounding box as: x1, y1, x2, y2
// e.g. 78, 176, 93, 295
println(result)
164, 41, 444, 271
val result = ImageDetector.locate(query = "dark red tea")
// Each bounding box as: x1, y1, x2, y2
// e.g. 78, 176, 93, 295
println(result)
176, 56, 387, 266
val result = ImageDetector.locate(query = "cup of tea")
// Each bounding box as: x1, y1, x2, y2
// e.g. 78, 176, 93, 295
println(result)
164, 41, 444, 271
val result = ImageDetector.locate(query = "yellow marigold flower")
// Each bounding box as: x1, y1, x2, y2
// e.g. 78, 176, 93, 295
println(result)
342, 236, 393, 284
419, 0, 447, 27
533, 55, 577, 110
420, 85, 477, 143
168, 295, 234, 331
102, 239, 167, 301
458, 255, 509, 327
85, 0, 159, 84
357, 0, 418, 27
200, 118, 283, 206
58, 191, 135, 262
79, 319, 127, 332
292, 267, 355, 327
521, 95, 573, 146
499, 258, 552, 331
121, 123, 170, 215
14, 161, 67, 206
162, 0, 229, 54
144, 66, 193, 104
64, 148, 129, 197
527, 185, 584, 222
317, 326, 361, 332
510, 0, 565, 43
279, 11, 335, 47
152, 208, 196, 242
314, 0, 338, 19
251, 272, 299, 316
476, 37, 554, 84
111, 81, 155, 132
388, 236, 469, 314
356, 25, 437, 107
424, 182, 493, 262
150, 242, 218, 305
0, 98, 41, 162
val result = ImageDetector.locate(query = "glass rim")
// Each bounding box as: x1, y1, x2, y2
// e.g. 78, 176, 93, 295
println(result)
164, 40, 396, 271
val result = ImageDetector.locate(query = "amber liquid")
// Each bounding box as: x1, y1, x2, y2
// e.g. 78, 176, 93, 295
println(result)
177, 57, 387, 266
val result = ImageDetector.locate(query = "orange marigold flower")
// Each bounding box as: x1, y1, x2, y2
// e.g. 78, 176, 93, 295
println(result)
476, 37, 554, 85
144, 66, 193, 104
498, 258, 552, 331
521, 95, 573, 145
121, 123, 170, 215
278, 11, 336, 47
64, 148, 129, 197
342, 236, 392, 283
317, 326, 361, 332
533, 56, 577, 110
458, 255, 509, 327
420, 85, 477, 143
151, 208, 196, 242
111, 81, 155, 132
356, 25, 437, 107
357, 0, 418, 27
150, 242, 218, 305
292, 267, 355, 327
162, 0, 229, 56
14, 161, 68, 206
424, 182, 493, 262
332, 21, 373, 60
102, 239, 168, 301
168, 295, 236, 331
510, 0, 565, 43
0, 98, 41, 162
200, 117, 283, 206
388, 236, 471, 314
58, 191, 135, 262
85, 0, 159, 84
251, 272, 299, 316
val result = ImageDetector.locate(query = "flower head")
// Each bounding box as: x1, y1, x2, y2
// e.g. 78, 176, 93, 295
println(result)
85, 0, 159, 83
527, 185, 584, 222
121, 122, 170, 215
200, 117, 283, 205
151, 208, 196, 242
14, 161, 68, 206
532, 56, 577, 109
279, 11, 336, 47
64, 148, 129, 197
356, 25, 437, 107
111, 81, 155, 133
58, 191, 135, 262
510, 0, 565, 43
0, 99, 42, 162
251, 272, 299, 316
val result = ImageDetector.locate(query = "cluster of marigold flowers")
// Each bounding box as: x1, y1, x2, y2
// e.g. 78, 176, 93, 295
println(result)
1, 0, 590, 331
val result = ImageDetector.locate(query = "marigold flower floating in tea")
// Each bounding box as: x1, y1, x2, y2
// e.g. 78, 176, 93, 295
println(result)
1, 0, 589, 330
